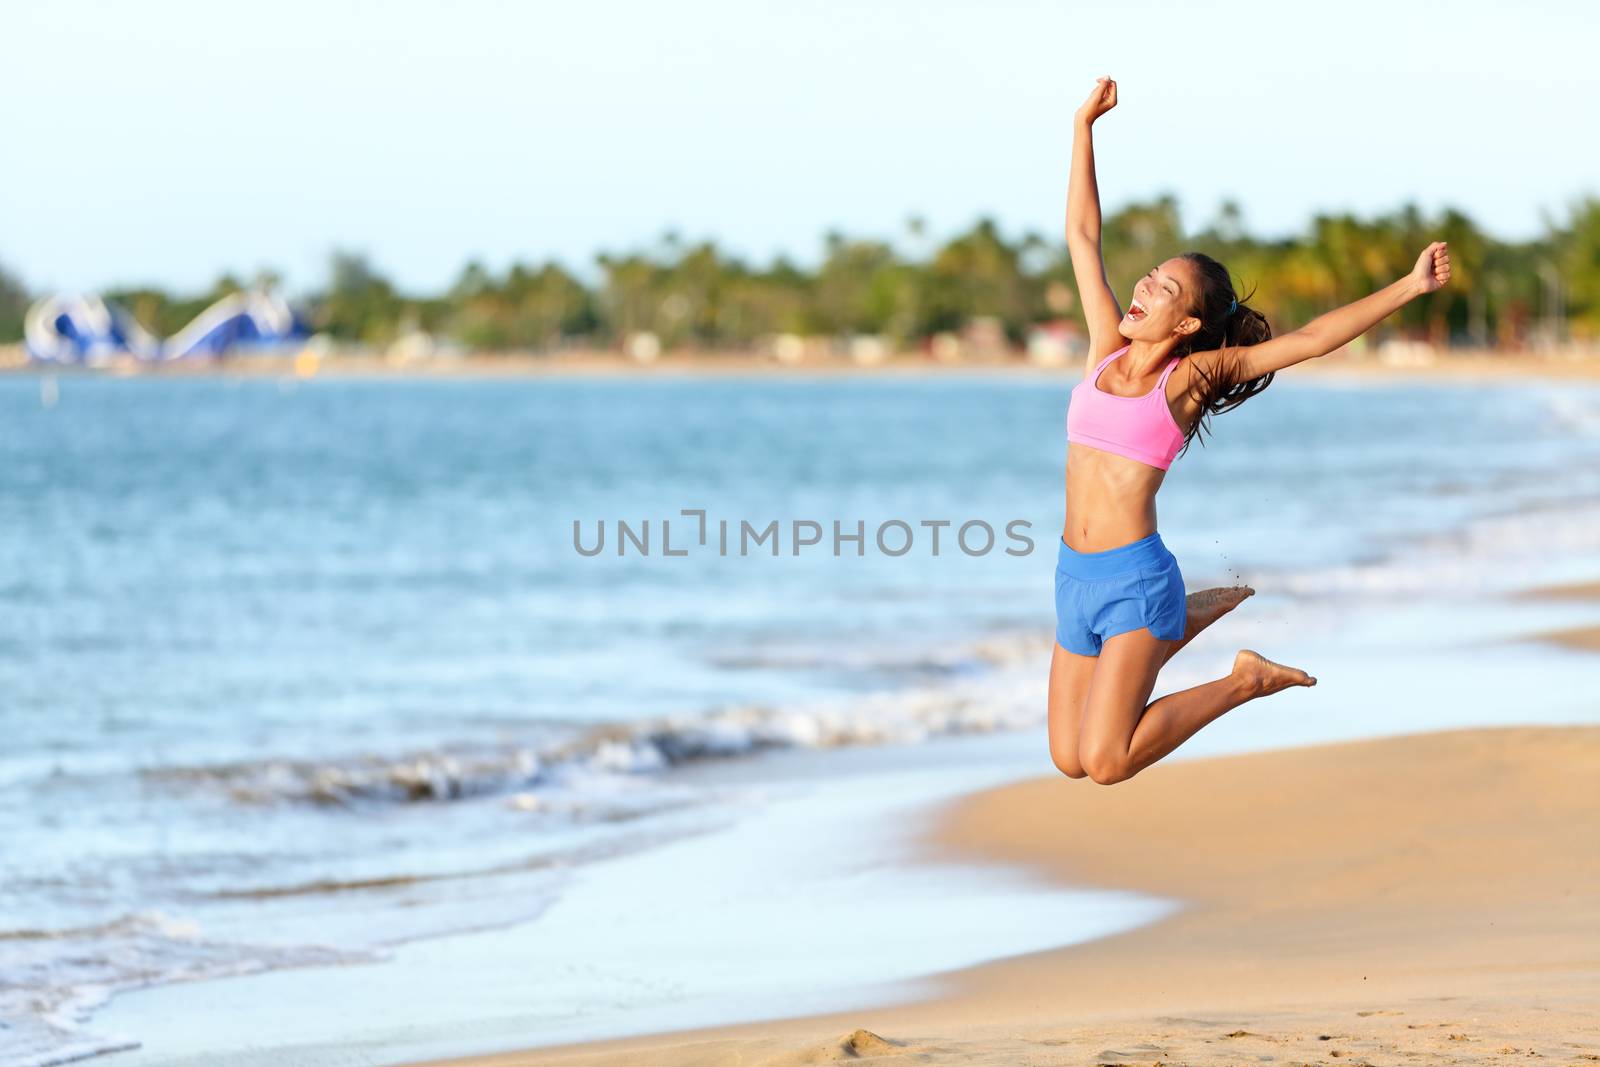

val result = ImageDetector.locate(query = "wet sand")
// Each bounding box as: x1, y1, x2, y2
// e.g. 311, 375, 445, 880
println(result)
1516, 579, 1600, 653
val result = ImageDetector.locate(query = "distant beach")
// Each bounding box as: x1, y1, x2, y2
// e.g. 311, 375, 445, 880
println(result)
9, 341, 1600, 383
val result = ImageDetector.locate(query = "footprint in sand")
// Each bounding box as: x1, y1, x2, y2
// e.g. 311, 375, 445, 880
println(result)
841, 1029, 900, 1056
1092, 1045, 1168, 1062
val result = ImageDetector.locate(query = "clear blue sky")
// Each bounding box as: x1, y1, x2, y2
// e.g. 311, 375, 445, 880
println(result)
4, 0, 1594, 296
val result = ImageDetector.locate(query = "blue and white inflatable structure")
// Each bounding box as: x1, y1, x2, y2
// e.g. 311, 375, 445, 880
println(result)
23, 294, 160, 363
25, 290, 309, 363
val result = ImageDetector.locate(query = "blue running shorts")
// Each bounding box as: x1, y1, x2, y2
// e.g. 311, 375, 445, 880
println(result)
1054, 531, 1186, 656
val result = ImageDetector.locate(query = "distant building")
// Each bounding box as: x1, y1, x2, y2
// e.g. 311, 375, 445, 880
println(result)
960, 316, 1011, 361
1027, 320, 1084, 366
1376, 338, 1437, 366
770, 333, 806, 364
626, 331, 661, 362
849, 334, 889, 365
929, 332, 962, 363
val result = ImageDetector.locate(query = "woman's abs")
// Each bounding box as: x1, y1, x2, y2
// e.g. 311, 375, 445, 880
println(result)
1062, 444, 1165, 552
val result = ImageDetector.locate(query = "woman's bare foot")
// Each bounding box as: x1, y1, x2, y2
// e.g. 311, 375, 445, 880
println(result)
1186, 585, 1254, 633
1232, 648, 1317, 696
1160, 586, 1258, 667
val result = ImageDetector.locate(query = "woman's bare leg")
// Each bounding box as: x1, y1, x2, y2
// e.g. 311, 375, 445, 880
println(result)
1047, 585, 1254, 779
1078, 628, 1314, 786
1046, 642, 1098, 778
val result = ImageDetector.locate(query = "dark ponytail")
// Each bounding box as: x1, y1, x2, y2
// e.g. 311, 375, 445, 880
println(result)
1172, 251, 1274, 456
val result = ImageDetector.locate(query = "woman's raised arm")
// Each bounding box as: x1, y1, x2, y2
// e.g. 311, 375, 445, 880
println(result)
1066, 77, 1128, 366
1216, 242, 1454, 379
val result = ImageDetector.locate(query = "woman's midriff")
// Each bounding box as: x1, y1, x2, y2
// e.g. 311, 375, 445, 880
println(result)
1062, 442, 1166, 553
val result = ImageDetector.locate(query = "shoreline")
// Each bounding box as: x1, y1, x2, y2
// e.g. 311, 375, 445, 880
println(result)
403, 722, 1600, 1066
1519, 579, 1600, 652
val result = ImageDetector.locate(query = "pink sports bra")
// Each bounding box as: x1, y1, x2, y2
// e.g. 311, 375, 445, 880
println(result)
1066, 344, 1186, 471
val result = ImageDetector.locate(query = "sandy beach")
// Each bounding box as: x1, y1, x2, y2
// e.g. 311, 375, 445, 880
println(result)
402, 722, 1600, 1066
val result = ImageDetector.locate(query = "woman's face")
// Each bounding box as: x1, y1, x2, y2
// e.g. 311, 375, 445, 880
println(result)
1119, 257, 1200, 342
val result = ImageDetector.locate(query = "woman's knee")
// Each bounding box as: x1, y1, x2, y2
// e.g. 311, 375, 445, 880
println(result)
1051, 745, 1088, 779
1079, 743, 1132, 785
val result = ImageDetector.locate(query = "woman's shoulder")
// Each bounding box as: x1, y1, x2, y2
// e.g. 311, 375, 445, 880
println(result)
1170, 346, 1238, 394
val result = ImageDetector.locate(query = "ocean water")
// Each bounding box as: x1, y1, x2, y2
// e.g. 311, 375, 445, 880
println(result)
5, 370, 1600, 1066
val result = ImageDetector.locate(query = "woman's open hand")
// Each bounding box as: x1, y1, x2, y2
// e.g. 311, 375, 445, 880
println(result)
1410, 241, 1452, 295
1075, 76, 1117, 125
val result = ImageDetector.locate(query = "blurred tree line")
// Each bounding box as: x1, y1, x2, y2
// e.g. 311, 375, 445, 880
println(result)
2, 194, 1597, 352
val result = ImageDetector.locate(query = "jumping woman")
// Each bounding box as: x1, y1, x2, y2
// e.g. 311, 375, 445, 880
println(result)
1051, 76, 1452, 785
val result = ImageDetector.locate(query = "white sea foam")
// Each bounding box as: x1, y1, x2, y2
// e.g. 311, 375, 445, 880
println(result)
135, 654, 1053, 810
1273, 496, 1600, 599
1539, 387, 1600, 437
0, 911, 377, 1067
